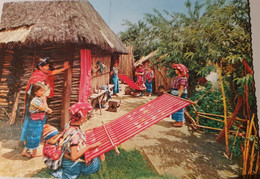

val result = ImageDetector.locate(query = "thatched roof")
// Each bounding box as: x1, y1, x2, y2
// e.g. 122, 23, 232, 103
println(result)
0, 0, 128, 53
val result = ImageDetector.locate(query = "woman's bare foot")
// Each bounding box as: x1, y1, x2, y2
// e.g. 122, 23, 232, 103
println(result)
21, 151, 32, 158
100, 153, 105, 162
32, 153, 42, 158
32, 149, 42, 157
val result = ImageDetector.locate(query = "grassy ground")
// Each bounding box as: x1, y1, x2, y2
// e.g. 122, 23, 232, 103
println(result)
33, 148, 177, 179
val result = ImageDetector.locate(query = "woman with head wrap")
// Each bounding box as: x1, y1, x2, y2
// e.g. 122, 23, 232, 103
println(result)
110, 60, 120, 96
20, 57, 70, 149
170, 63, 189, 127
51, 102, 102, 179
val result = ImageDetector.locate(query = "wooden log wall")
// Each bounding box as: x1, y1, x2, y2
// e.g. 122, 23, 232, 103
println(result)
154, 66, 173, 93
119, 47, 134, 80
8, 47, 80, 128
0, 46, 114, 128
91, 55, 111, 90
0, 50, 13, 120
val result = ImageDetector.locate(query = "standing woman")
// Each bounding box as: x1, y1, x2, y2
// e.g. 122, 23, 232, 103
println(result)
170, 64, 189, 127
51, 102, 101, 179
110, 60, 119, 96
145, 65, 154, 97
20, 57, 70, 144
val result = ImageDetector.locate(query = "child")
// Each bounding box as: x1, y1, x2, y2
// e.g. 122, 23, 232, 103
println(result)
145, 65, 154, 97
21, 82, 52, 158
131, 77, 146, 97
43, 124, 63, 161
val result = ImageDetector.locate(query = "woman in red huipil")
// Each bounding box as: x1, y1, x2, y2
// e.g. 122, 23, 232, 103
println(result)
20, 57, 70, 157
170, 63, 189, 127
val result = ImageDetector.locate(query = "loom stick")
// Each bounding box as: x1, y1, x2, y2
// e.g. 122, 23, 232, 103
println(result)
102, 121, 120, 155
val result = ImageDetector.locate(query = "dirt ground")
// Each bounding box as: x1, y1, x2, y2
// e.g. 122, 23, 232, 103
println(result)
0, 84, 242, 178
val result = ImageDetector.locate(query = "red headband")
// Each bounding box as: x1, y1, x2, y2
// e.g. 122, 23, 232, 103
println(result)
172, 64, 189, 78
69, 102, 93, 121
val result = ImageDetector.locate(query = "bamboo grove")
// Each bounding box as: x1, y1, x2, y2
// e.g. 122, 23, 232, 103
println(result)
119, 0, 258, 177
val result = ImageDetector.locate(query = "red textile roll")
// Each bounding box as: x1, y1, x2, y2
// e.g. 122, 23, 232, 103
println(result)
118, 74, 142, 90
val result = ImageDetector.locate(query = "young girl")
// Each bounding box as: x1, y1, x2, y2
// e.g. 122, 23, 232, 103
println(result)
21, 82, 52, 158
145, 65, 154, 97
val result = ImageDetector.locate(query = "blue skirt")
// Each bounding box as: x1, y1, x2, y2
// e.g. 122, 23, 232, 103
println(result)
112, 75, 119, 94
171, 92, 187, 122
22, 115, 46, 149
145, 80, 152, 92
52, 158, 100, 179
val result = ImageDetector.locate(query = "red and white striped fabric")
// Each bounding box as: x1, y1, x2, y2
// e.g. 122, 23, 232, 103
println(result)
84, 93, 192, 162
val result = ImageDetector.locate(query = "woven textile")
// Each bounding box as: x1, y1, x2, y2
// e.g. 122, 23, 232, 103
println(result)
118, 74, 142, 90
83, 93, 192, 163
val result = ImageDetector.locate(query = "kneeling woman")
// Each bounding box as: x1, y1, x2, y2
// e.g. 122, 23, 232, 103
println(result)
53, 102, 101, 179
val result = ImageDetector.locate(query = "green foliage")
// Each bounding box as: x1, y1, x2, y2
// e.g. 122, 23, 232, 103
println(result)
187, 83, 232, 132
229, 134, 244, 157
119, 0, 253, 98
33, 149, 177, 179
235, 74, 253, 86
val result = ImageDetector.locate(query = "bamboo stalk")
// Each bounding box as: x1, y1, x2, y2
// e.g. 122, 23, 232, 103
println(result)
198, 114, 224, 123
230, 127, 240, 160
248, 139, 256, 175
217, 62, 229, 156
191, 105, 199, 125
255, 152, 259, 175
253, 122, 258, 136
197, 125, 237, 133
243, 114, 255, 176
243, 118, 250, 176
197, 112, 247, 122
184, 109, 199, 130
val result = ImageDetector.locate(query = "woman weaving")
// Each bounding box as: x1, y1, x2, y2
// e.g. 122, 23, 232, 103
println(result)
51, 102, 102, 179
170, 63, 189, 127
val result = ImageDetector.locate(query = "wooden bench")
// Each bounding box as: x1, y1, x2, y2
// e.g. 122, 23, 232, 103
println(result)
89, 84, 114, 115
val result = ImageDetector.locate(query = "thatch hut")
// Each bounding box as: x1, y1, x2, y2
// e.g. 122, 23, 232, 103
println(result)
0, 0, 128, 128
134, 50, 173, 93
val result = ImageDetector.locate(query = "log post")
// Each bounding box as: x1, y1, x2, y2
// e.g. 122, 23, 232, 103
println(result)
61, 48, 74, 129
9, 92, 20, 125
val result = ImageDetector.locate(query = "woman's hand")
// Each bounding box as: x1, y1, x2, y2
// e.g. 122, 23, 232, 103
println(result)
91, 141, 102, 149
70, 141, 102, 161
63, 61, 70, 70
46, 107, 52, 114
178, 85, 184, 98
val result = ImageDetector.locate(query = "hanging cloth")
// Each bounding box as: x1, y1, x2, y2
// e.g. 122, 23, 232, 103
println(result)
79, 49, 92, 102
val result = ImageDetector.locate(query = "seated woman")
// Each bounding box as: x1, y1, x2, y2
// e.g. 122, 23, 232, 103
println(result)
51, 102, 102, 179
131, 76, 147, 97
